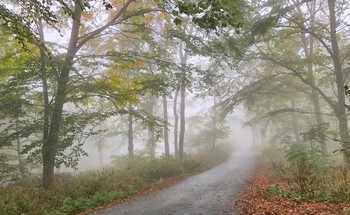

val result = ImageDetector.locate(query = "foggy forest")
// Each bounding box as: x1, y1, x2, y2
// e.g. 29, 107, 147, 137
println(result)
1, 0, 350, 214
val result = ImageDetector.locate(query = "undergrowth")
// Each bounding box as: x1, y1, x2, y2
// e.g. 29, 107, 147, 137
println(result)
0, 146, 231, 215
260, 141, 350, 204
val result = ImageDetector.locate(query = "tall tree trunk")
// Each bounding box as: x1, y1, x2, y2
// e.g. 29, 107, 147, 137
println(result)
148, 126, 156, 157
146, 95, 156, 157
37, 19, 50, 157
15, 116, 25, 177
163, 94, 170, 157
97, 143, 103, 168
37, 18, 52, 182
178, 77, 186, 159
291, 100, 301, 144
328, 0, 350, 166
212, 95, 217, 150
298, 1, 327, 154
42, 2, 82, 190
178, 39, 188, 159
173, 88, 179, 157
128, 108, 134, 158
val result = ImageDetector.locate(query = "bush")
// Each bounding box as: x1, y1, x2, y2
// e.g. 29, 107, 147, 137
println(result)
284, 143, 325, 197
265, 137, 350, 203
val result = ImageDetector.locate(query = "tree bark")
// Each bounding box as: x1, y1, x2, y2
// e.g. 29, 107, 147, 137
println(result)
15, 115, 25, 177
173, 88, 179, 157
146, 95, 156, 157
178, 77, 186, 159
212, 95, 217, 150
291, 100, 301, 144
128, 107, 134, 158
97, 143, 103, 168
163, 93, 170, 157
178, 39, 188, 159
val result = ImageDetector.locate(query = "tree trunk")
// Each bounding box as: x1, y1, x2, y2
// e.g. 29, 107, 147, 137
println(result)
298, 2, 327, 154
97, 143, 103, 168
37, 18, 50, 157
128, 108, 134, 158
148, 126, 156, 157
173, 88, 179, 157
163, 93, 170, 157
178, 78, 186, 159
42, 2, 82, 190
177, 33, 191, 159
328, 0, 350, 166
212, 95, 217, 150
146, 95, 156, 157
15, 116, 25, 177
291, 100, 301, 144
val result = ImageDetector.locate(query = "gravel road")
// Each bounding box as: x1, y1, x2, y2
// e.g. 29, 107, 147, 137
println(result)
88, 147, 255, 215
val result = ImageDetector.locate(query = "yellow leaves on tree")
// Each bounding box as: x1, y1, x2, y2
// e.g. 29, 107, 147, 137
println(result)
101, 57, 147, 107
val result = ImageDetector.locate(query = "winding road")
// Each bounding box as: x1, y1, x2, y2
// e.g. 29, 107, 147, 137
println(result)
88, 147, 255, 215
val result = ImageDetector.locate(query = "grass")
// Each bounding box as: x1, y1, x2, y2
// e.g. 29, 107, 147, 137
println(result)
0, 146, 232, 215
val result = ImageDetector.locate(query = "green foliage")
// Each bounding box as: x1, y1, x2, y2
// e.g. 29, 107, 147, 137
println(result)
268, 184, 291, 199
283, 140, 325, 197
267, 138, 350, 203
302, 122, 329, 144
59, 190, 133, 214
174, 0, 245, 31
0, 0, 93, 47
0, 153, 17, 182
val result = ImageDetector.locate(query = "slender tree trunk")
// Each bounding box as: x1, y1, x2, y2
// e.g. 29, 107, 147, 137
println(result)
178, 32, 191, 159
15, 116, 25, 177
37, 19, 50, 150
163, 94, 170, 157
42, 2, 82, 190
291, 100, 301, 144
212, 96, 217, 150
37, 19, 54, 183
298, 1, 327, 154
328, 0, 350, 166
97, 144, 103, 168
311, 87, 327, 154
148, 126, 156, 157
173, 88, 179, 157
178, 77, 186, 159
128, 108, 134, 158
146, 95, 156, 157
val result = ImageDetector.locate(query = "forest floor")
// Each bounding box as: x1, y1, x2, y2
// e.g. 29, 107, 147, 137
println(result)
236, 159, 350, 215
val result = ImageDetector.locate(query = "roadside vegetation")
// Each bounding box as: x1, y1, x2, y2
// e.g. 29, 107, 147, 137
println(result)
238, 144, 350, 214
0, 145, 232, 215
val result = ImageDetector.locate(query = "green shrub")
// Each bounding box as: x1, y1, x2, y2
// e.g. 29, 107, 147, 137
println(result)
268, 184, 291, 199
266, 137, 350, 203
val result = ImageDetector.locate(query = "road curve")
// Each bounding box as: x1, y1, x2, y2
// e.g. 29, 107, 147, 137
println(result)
88, 147, 255, 215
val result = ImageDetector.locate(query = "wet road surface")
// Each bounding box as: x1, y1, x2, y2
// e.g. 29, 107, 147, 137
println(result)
88, 147, 255, 215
